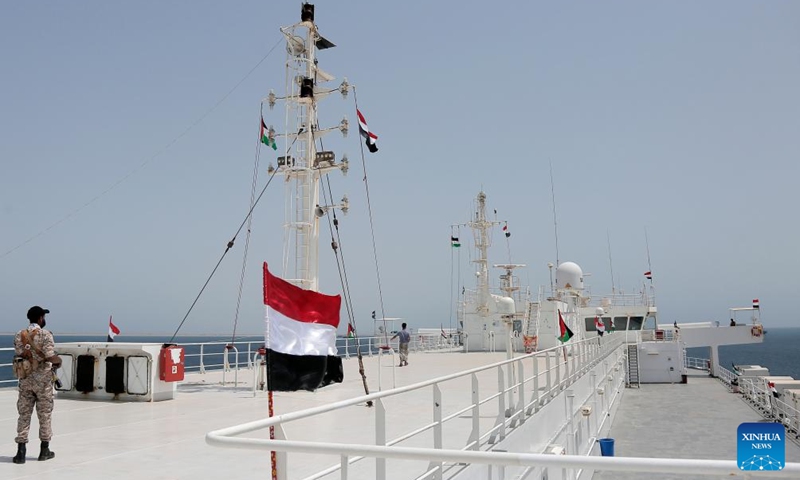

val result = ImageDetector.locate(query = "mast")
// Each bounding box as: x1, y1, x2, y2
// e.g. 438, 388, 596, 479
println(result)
469, 192, 493, 314
267, 3, 349, 292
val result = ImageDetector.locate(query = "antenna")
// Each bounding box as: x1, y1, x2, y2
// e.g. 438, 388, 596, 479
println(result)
607, 230, 616, 295
645, 227, 656, 306
549, 161, 560, 266
645, 227, 653, 279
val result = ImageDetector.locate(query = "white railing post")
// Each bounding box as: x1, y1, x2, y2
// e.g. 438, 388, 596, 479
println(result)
340, 455, 349, 480
469, 373, 480, 451
555, 351, 562, 395
517, 360, 525, 424
376, 398, 386, 480
546, 352, 552, 399
490, 366, 506, 444
566, 390, 576, 480
530, 354, 540, 414
432, 383, 443, 480
199, 344, 206, 374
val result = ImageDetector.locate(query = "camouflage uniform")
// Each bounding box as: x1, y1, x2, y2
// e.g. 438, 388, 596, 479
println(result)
14, 324, 56, 444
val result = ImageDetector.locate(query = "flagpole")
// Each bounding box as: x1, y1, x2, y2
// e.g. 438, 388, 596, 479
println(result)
269, 390, 277, 480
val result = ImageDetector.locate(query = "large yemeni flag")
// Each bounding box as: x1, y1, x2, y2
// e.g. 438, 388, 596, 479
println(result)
263, 262, 343, 392
595, 316, 605, 336
356, 108, 378, 153
557, 310, 574, 343
107, 316, 120, 342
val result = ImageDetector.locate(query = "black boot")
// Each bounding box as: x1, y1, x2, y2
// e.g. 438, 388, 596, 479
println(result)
38, 441, 54, 461
12, 443, 26, 464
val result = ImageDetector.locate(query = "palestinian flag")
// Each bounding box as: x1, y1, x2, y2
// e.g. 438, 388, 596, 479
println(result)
356, 108, 378, 153
451, 236, 461, 248
260, 119, 277, 150
346, 323, 355, 338
107, 316, 120, 342
595, 316, 605, 336
263, 263, 343, 391
557, 309, 573, 343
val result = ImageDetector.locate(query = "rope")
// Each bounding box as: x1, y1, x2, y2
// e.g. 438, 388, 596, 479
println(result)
167, 143, 281, 344
315, 133, 357, 334
1, 36, 284, 262
229, 105, 265, 344
352, 87, 388, 345
317, 129, 372, 406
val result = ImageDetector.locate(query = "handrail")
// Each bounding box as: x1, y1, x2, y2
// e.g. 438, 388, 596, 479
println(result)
207, 336, 629, 479
206, 335, 800, 479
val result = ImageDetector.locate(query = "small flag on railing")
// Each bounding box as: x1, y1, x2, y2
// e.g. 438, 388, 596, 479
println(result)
595, 316, 605, 336
441, 325, 447, 338
347, 323, 355, 338
753, 299, 760, 309
107, 316, 120, 342
769, 381, 781, 398
557, 310, 573, 343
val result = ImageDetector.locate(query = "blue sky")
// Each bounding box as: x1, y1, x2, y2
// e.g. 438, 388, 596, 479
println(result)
1, 1, 798, 335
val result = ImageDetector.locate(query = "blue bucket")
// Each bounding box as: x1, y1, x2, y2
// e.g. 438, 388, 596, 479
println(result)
599, 438, 615, 457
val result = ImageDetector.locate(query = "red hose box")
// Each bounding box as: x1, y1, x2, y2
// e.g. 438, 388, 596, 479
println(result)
160, 345, 185, 382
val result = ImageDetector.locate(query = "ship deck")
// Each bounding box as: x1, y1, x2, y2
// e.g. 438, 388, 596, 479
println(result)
0, 350, 509, 480
2, 352, 798, 479
593, 370, 800, 480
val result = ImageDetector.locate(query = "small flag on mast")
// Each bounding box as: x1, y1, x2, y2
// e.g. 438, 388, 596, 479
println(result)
346, 323, 355, 338
107, 316, 120, 342
260, 119, 278, 150
356, 108, 378, 153
451, 236, 461, 248
753, 299, 760, 309
644, 271, 652, 280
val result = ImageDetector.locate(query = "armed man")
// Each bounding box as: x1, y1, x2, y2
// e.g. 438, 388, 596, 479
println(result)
12, 306, 62, 464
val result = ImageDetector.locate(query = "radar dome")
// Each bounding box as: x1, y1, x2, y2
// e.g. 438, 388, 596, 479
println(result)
493, 295, 516, 315
556, 262, 584, 291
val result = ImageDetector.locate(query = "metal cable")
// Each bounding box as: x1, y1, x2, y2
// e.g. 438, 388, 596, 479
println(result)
352, 87, 388, 343
1, 36, 284, 262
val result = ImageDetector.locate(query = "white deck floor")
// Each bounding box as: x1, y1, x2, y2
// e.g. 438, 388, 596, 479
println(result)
593, 371, 800, 480
3, 352, 797, 479
0, 350, 509, 480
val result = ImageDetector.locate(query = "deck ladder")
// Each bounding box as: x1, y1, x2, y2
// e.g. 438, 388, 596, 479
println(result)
626, 343, 641, 388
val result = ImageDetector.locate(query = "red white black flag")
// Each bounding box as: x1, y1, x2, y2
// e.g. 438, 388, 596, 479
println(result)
356, 108, 378, 153
107, 316, 120, 342
263, 263, 343, 391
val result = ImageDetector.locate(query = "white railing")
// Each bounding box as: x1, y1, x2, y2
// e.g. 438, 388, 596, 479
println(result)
207, 336, 800, 479
0, 346, 16, 386
685, 356, 711, 371
206, 339, 800, 480
0, 335, 463, 388
683, 365, 800, 449
206, 337, 639, 479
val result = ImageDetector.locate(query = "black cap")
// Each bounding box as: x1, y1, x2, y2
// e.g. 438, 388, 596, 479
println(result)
27, 306, 50, 322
